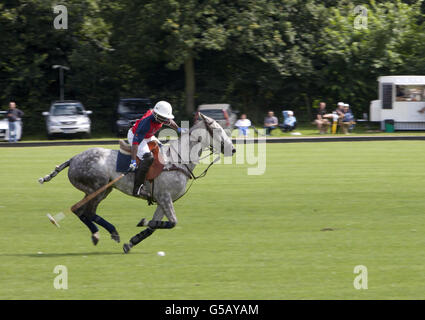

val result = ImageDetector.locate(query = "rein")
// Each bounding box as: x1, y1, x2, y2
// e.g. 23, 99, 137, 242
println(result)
169, 139, 220, 180
187, 150, 221, 180
148, 116, 221, 205
165, 148, 220, 204
169, 117, 220, 180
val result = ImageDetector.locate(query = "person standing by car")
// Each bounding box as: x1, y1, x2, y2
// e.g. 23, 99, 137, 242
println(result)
7, 101, 24, 143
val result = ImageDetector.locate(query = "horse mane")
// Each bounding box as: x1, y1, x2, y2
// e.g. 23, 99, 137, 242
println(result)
189, 113, 220, 134
189, 115, 205, 134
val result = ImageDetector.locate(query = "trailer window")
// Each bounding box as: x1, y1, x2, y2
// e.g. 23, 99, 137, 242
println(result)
382, 83, 393, 109
396, 85, 425, 102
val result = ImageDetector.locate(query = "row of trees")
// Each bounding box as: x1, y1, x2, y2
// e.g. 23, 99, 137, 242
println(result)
2, 0, 425, 134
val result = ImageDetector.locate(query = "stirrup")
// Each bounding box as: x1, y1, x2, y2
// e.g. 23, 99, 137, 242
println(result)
136, 184, 151, 198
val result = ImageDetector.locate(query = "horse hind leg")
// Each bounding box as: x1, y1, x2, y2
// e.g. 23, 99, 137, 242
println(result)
78, 214, 100, 245
72, 187, 119, 245
92, 187, 119, 243
93, 215, 120, 243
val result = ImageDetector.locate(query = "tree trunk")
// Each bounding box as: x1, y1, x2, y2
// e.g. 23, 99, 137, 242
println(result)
184, 55, 195, 116
303, 93, 311, 121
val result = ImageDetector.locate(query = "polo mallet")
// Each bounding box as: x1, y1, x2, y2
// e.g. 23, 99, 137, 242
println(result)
47, 212, 64, 227
250, 126, 266, 137
71, 171, 130, 214
45, 170, 131, 228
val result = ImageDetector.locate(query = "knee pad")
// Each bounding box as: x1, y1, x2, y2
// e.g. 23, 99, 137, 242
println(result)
142, 152, 154, 165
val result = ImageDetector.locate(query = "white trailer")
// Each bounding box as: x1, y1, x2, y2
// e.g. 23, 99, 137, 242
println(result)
370, 75, 425, 130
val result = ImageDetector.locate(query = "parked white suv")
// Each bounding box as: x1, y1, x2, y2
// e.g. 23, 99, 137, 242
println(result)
42, 101, 92, 138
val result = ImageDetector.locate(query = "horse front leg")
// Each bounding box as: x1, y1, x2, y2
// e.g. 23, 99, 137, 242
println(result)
123, 205, 164, 254
146, 192, 177, 229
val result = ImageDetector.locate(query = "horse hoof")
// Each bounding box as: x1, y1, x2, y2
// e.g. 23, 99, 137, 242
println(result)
91, 233, 99, 246
111, 231, 120, 243
123, 243, 131, 254
137, 218, 147, 227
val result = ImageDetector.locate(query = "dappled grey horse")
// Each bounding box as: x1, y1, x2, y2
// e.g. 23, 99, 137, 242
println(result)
39, 114, 235, 253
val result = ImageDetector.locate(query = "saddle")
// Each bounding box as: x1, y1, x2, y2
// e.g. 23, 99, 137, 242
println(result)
119, 140, 164, 181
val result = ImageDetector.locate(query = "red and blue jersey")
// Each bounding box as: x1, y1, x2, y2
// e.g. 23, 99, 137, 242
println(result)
131, 109, 163, 145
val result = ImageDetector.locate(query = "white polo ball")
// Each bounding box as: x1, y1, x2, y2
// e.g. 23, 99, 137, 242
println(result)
157, 251, 165, 256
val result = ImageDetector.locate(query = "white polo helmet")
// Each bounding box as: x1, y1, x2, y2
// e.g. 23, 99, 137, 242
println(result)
153, 101, 174, 120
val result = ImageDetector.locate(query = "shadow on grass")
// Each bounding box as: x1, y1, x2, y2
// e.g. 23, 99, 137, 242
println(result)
0, 251, 146, 258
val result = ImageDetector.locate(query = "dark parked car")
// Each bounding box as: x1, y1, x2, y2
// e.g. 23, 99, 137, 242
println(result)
115, 98, 152, 136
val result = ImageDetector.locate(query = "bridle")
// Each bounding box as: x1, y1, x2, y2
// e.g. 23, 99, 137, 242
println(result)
148, 116, 222, 205
169, 115, 221, 180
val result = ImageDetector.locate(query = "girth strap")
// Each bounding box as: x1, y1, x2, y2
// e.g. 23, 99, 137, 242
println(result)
163, 165, 193, 179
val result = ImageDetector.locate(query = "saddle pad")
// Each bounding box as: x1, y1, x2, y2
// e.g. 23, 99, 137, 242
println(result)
116, 151, 131, 173
115, 141, 165, 177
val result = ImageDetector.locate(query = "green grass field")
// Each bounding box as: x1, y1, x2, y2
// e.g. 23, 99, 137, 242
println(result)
1, 141, 425, 299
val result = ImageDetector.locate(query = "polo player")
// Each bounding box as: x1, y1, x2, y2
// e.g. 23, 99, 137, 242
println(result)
127, 101, 187, 197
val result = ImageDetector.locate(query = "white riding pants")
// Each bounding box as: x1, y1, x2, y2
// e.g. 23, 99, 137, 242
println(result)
127, 129, 159, 160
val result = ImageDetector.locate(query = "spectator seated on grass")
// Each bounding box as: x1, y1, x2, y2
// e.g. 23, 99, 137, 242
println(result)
264, 111, 278, 136
313, 102, 332, 134
335, 102, 345, 128
335, 102, 345, 119
279, 110, 297, 132
234, 114, 251, 137
341, 103, 356, 134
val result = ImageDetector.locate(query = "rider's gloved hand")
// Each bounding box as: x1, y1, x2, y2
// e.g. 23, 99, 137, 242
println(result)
178, 127, 189, 134
129, 160, 137, 172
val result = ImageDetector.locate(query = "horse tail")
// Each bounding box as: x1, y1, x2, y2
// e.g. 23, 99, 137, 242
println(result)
38, 159, 71, 184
